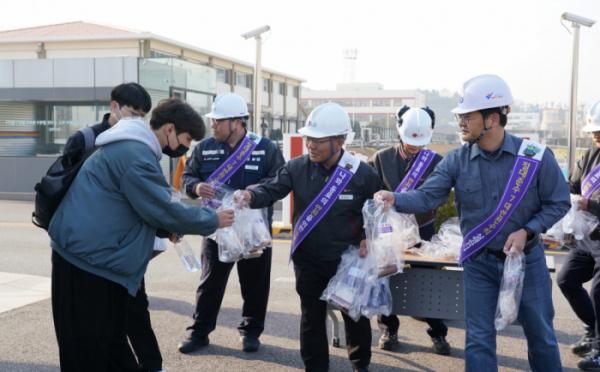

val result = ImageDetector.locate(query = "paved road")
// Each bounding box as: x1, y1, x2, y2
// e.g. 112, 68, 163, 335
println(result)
0, 200, 584, 371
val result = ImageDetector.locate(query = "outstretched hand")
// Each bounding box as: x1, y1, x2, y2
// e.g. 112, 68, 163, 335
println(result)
374, 191, 395, 212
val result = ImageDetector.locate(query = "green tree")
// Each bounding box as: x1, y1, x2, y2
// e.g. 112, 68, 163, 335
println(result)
434, 190, 458, 232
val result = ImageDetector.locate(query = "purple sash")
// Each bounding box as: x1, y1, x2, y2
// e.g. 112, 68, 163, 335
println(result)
395, 148, 436, 193
581, 163, 600, 198
206, 132, 262, 186
290, 151, 361, 261
459, 140, 546, 265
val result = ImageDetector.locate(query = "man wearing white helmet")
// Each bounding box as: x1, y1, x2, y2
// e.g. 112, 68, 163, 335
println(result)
236, 103, 382, 372
178, 92, 285, 353
367, 106, 450, 354
374, 75, 570, 371
557, 100, 600, 371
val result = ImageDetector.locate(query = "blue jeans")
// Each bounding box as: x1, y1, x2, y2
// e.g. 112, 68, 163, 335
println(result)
463, 243, 562, 372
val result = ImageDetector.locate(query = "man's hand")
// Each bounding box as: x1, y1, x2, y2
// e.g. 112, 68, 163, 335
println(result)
167, 231, 181, 243
234, 190, 253, 204
195, 182, 215, 199
576, 197, 589, 211
359, 239, 368, 258
503, 229, 528, 254
246, 183, 261, 191
217, 209, 235, 228
374, 190, 395, 212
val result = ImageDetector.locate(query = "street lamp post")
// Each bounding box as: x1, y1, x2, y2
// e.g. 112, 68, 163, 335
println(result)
562, 12, 595, 172
242, 25, 270, 133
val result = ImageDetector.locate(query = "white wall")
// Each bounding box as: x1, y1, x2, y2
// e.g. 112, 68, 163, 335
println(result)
216, 81, 231, 95
234, 86, 251, 103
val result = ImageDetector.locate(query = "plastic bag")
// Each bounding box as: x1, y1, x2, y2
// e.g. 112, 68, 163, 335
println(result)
202, 181, 235, 210
409, 217, 462, 261
494, 249, 526, 331
215, 192, 244, 262
362, 199, 415, 281
541, 219, 565, 247
562, 194, 599, 241
360, 277, 393, 319
320, 246, 369, 322
250, 208, 272, 249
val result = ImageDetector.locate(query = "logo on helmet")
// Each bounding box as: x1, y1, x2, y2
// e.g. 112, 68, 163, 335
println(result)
412, 133, 417, 138
486, 92, 493, 100
459, 96, 464, 104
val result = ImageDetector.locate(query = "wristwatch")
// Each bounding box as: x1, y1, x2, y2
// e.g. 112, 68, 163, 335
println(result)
523, 226, 535, 241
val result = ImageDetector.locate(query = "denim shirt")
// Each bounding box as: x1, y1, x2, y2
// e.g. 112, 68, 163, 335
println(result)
394, 132, 571, 251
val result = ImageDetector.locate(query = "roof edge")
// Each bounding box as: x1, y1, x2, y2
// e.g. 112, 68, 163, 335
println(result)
0, 33, 306, 83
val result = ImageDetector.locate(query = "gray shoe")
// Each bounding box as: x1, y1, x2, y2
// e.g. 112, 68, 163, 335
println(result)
178, 336, 209, 354
431, 336, 451, 355
378, 333, 398, 350
578, 349, 600, 371
572, 325, 595, 356
240, 336, 260, 352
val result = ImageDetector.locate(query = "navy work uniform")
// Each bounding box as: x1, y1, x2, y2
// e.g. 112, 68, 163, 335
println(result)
367, 145, 448, 340
182, 132, 285, 341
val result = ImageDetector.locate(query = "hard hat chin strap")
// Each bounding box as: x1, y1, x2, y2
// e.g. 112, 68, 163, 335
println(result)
222, 118, 237, 143
469, 112, 489, 148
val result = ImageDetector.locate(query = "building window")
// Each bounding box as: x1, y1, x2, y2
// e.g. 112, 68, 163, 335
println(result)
150, 50, 177, 58
279, 82, 284, 95
355, 100, 370, 107
273, 82, 284, 95
373, 100, 391, 107
263, 78, 269, 92
372, 115, 387, 122
350, 115, 370, 123
287, 85, 298, 98
235, 72, 252, 88
331, 100, 353, 107
309, 100, 328, 107
216, 68, 230, 84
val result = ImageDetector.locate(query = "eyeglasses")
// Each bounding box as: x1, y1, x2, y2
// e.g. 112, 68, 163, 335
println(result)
303, 136, 331, 146
211, 118, 228, 125
120, 106, 145, 119
455, 114, 473, 124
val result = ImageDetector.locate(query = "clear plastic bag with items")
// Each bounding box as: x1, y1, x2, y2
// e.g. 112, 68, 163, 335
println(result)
542, 195, 600, 246
541, 219, 565, 247
202, 181, 235, 210
362, 199, 417, 281
494, 249, 526, 331
215, 192, 245, 263
409, 217, 463, 261
250, 209, 272, 249
359, 277, 393, 319
320, 246, 369, 322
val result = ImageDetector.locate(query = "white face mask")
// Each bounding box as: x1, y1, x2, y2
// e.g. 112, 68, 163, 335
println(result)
113, 104, 139, 122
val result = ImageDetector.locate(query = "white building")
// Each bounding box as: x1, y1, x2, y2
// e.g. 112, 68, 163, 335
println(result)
506, 112, 540, 128
301, 83, 424, 140
0, 21, 305, 194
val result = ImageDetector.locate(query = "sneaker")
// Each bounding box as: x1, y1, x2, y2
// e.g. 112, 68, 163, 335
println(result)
178, 336, 209, 354
431, 336, 451, 355
378, 333, 398, 350
572, 325, 596, 356
240, 336, 260, 352
578, 349, 600, 371
353, 366, 371, 372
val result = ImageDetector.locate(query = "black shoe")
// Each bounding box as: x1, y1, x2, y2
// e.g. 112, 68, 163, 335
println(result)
572, 325, 596, 356
578, 349, 600, 371
378, 332, 399, 350
178, 336, 209, 354
240, 336, 260, 352
431, 336, 451, 355
353, 366, 371, 372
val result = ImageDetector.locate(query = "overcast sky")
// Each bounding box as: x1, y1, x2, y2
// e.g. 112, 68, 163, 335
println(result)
2, 0, 599, 107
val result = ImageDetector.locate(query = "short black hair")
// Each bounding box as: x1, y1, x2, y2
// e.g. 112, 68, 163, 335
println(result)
150, 98, 206, 141
481, 107, 508, 127
111, 83, 152, 114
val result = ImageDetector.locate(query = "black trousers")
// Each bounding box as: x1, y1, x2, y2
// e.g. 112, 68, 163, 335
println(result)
557, 238, 600, 349
378, 222, 448, 338
293, 248, 372, 372
187, 238, 272, 339
51, 250, 140, 372
127, 277, 162, 372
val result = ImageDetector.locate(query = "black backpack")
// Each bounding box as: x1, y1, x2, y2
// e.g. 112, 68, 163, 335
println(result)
32, 127, 95, 231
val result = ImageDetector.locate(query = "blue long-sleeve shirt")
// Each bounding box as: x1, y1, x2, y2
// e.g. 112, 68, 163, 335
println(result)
394, 132, 571, 251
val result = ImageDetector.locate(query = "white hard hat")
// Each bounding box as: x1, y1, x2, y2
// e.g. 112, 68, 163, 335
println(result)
398, 107, 434, 146
451, 74, 515, 114
298, 103, 354, 139
206, 92, 249, 119
582, 100, 600, 132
